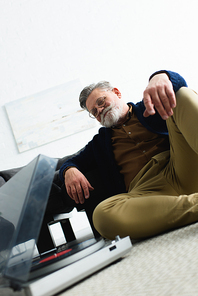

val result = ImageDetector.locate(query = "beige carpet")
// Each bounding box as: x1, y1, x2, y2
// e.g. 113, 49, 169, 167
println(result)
1, 222, 198, 296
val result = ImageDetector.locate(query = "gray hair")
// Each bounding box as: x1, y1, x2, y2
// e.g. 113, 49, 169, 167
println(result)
79, 81, 113, 110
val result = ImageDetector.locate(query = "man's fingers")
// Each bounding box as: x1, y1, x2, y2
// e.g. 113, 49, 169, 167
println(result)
81, 180, 94, 202
66, 178, 94, 204
143, 109, 152, 118
143, 76, 176, 120
143, 91, 156, 116
143, 73, 177, 120
156, 83, 176, 118
144, 86, 169, 119
153, 89, 172, 120
165, 84, 176, 109
76, 183, 86, 204
67, 185, 79, 203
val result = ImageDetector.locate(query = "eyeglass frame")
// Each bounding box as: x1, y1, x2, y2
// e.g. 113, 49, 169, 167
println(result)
88, 96, 107, 119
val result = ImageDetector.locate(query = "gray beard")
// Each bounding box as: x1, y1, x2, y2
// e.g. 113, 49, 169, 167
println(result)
100, 103, 123, 128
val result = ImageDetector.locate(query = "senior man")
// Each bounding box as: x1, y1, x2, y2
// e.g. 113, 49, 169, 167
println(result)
59, 70, 198, 240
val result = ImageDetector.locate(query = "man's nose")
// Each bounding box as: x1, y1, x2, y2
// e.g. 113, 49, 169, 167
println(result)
97, 105, 105, 117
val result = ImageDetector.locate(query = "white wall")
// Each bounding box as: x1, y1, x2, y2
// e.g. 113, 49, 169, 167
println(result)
1, 0, 198, 170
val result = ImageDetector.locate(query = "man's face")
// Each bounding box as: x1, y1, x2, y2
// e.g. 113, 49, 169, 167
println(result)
86, 87, 124, 127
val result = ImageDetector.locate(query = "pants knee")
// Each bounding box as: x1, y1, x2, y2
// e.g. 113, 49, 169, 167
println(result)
92, 202, 117, 240
93, 202, 108, 238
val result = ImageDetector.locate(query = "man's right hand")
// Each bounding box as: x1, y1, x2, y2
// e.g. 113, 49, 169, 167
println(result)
64, 167, 94, 204
143, 73, 176, 120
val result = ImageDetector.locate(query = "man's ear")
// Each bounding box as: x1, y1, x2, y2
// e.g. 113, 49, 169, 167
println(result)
112, 88, 122, 99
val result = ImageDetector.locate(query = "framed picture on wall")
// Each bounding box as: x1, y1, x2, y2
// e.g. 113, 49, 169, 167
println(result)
5, 79, 96, 153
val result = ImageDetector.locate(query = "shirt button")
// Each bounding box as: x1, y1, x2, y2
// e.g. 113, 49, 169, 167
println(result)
123, 124, 126, 127
128, 132, 131, 135
143, 150, 146, 153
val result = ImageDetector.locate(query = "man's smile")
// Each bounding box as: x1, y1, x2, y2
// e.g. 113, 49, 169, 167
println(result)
102, 106, 112, 119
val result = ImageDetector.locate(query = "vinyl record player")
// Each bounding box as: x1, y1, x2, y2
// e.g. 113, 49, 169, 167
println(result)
0, 155, 132, 296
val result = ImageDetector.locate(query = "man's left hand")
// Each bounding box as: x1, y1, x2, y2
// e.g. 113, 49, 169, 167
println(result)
143, 73, 176, 120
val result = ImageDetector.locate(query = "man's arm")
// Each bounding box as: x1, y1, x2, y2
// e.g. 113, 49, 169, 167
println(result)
143, 70, 187, 120
59, 136, 98, 204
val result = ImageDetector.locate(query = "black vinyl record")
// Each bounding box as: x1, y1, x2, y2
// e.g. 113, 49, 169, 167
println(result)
29, 237, 105, 280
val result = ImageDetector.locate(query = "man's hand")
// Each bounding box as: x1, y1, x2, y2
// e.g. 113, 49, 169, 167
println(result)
143, 73, 176, 120
64, 167, 94, 204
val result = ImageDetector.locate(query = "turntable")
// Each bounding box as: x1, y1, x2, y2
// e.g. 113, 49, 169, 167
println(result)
0, 155, 132, 296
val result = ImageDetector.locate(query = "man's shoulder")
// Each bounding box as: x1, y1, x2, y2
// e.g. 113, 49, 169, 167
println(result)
93, 126, 112, 142
128, 100, 145, 115
128, 100, 144, 108
97, 126, 111, 135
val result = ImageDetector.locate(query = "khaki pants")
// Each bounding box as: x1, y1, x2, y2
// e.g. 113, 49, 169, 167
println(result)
93, 87, 198, 240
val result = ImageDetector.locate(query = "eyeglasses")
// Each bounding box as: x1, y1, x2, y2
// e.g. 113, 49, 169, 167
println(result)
89, 96, 106, 119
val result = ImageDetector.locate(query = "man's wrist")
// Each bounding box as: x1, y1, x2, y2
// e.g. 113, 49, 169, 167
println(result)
63, 166, 74, 178
149, 70, 170, 81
